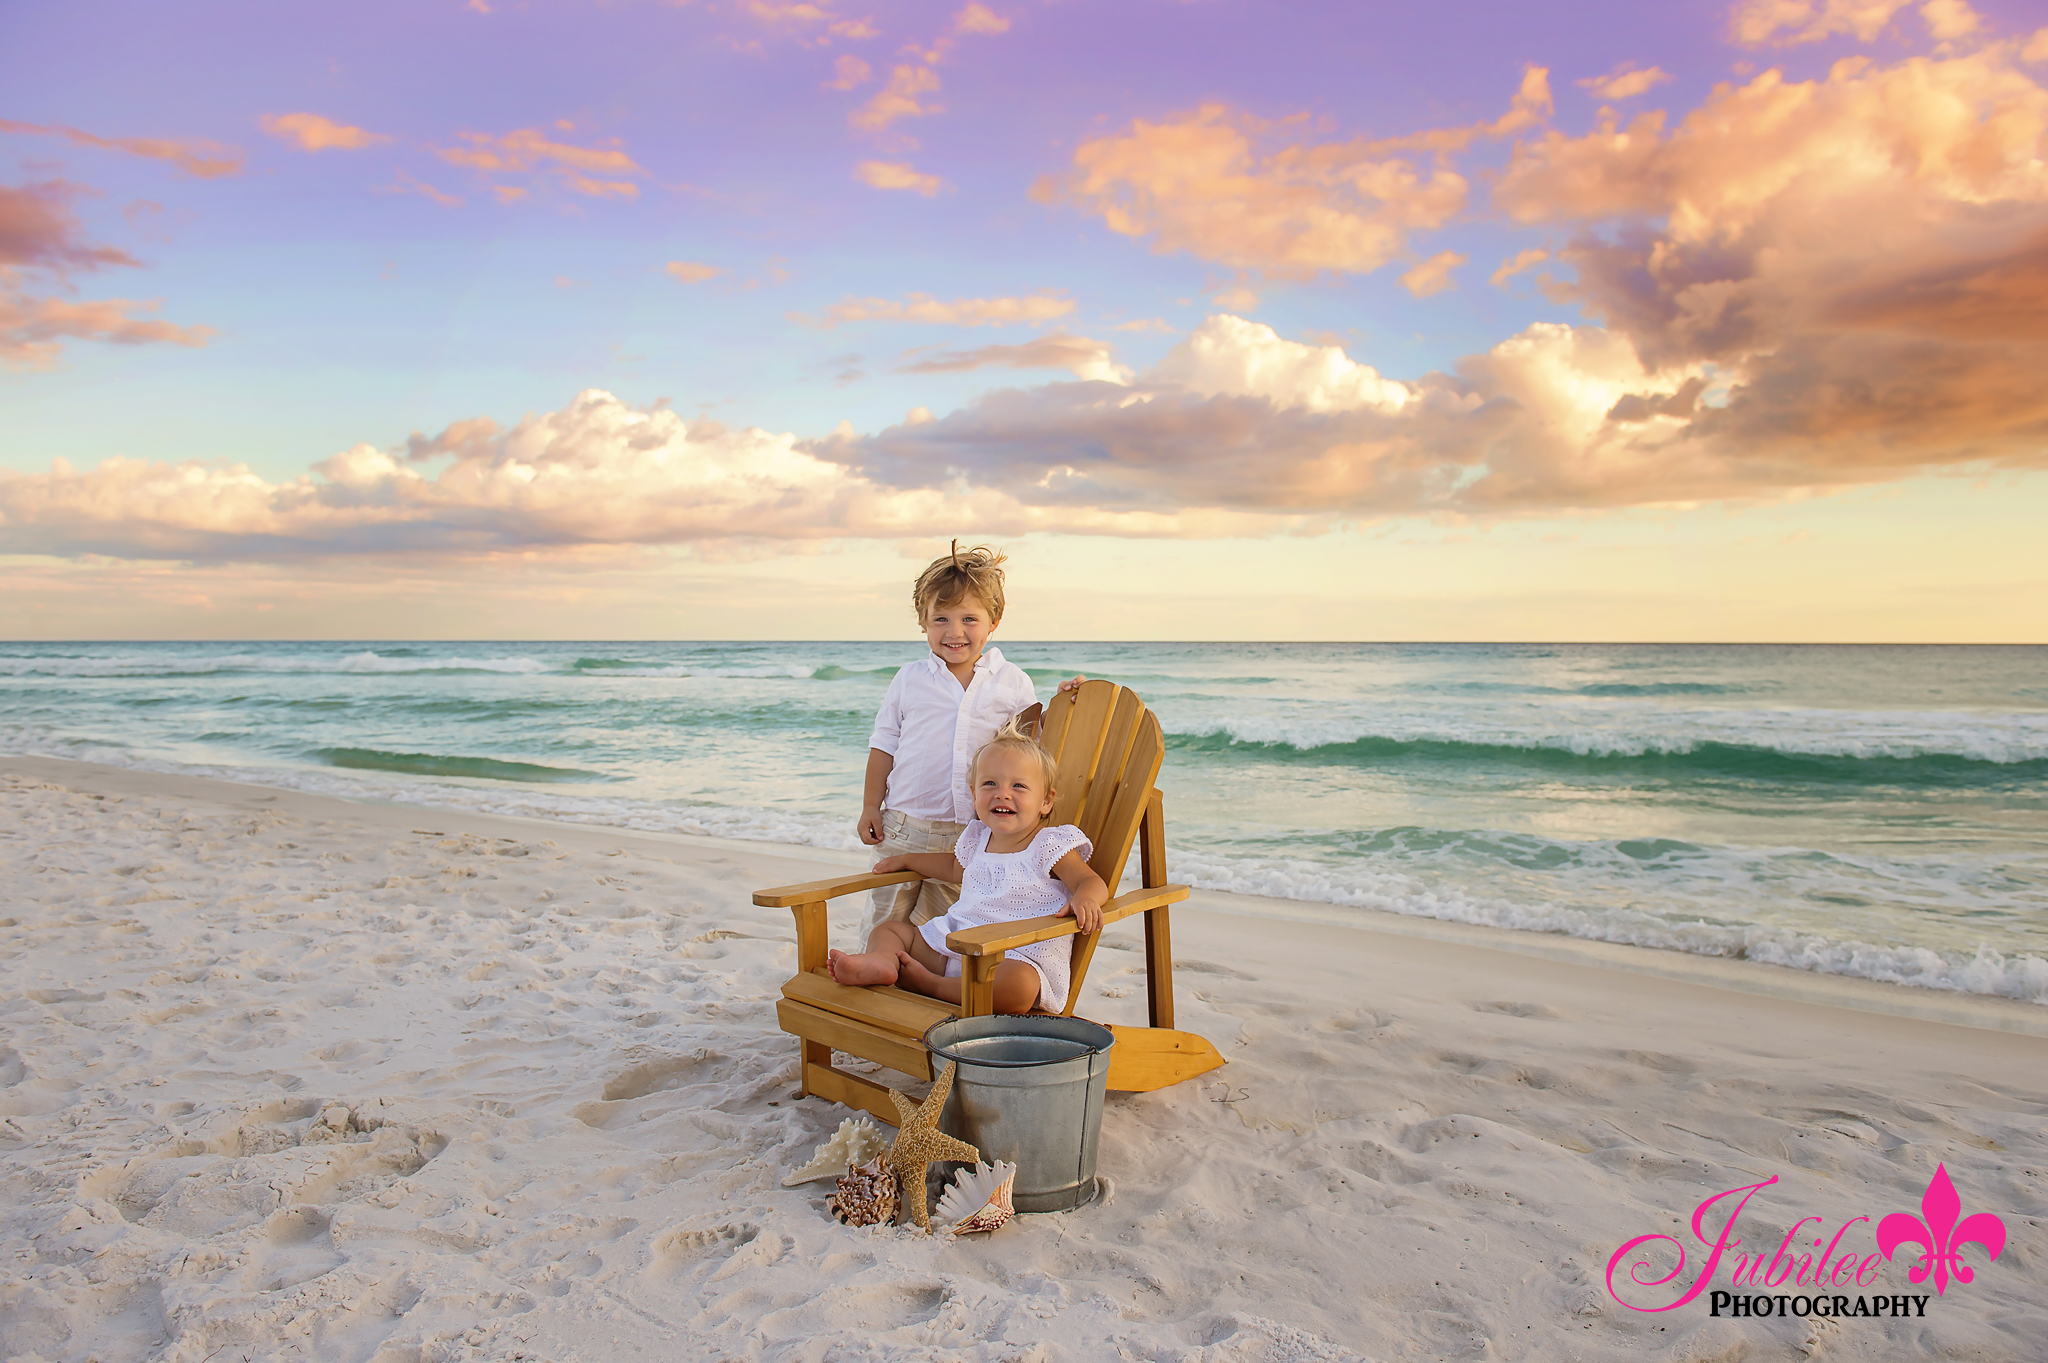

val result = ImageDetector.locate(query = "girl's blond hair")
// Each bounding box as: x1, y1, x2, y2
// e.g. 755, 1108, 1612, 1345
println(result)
969, 714, 1058, 793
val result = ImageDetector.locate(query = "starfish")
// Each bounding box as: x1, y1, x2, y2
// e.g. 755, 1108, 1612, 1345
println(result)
885, 1060, 982, 1231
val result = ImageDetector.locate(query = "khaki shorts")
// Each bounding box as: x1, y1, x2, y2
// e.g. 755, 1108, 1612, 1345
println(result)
866, 809, 964, 937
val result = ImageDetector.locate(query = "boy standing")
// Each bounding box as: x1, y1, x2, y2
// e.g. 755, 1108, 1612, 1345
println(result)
859, 543, 1040, 935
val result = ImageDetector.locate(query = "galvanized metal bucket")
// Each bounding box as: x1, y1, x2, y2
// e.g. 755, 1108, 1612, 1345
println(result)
923, 1014, 1115, 1214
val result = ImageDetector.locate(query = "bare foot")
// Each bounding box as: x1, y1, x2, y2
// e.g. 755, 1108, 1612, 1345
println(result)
827, 948, 900, 987
894, 951, 944, 995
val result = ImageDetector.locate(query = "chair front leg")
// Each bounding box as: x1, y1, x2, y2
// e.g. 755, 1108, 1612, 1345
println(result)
788, 898, 831, 1095
1144, 906, 1174, 1030
790, 900, 827, 973
960, 951, 1004, 1017
797, 1037, 832, 1098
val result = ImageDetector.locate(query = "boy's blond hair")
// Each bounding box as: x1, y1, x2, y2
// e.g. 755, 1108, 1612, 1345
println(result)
914, 540, 1007, 624
969, 714, 1058, 794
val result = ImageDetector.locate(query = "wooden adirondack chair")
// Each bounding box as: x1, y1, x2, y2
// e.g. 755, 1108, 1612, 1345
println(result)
754, 680, 1225, 1125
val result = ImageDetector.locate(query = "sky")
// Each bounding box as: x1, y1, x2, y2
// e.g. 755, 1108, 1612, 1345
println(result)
2, 0, 2045, 642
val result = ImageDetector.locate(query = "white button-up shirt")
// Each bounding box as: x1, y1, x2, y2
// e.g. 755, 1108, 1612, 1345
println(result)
868, 646, 1039, 823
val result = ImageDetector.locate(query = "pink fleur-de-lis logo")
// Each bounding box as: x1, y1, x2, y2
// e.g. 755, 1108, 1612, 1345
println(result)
1876, 1164, 2006, 1296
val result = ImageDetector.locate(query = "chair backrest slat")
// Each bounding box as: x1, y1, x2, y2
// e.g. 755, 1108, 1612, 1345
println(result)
1086, 711, 1163, 898
1076, 687, 1143, 843
1038, 690, 1073, 754
1035, 681, 1165, 901
1045, 681, 1117, 829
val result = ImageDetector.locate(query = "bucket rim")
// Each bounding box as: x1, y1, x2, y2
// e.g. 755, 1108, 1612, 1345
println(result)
922, 1015, 1114, 1069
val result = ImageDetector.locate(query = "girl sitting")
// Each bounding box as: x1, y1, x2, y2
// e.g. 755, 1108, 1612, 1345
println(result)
827, 717, 1107, 1014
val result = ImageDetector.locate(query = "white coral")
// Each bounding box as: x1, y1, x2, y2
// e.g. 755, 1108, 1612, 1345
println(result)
783, 1117, 887, 1186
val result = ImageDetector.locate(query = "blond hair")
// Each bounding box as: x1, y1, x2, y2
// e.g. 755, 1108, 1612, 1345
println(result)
969, 714, 1058, 793
913, 540, 1007, 624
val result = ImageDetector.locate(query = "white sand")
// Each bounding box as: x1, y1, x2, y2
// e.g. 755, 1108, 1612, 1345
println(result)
2, 754, 2043, 1363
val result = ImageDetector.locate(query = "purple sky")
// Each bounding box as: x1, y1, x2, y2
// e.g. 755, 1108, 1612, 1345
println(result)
3, 0, 2045, 639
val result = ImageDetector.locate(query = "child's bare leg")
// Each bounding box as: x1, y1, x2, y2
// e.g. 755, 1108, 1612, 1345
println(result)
827, 921, 919, 987
885, 931, 952, 997
896, 953, 1041, 1013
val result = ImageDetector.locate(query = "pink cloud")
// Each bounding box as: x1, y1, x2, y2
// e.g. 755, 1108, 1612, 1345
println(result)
386, 171, 463, 208
1576, 63, 1674, 101
0, 181, 139, 274
1728, 0, 1915, 47
1032, 72, 1550, 280
1, 291, 212, 369
1921, 0, 1982, 41
1399, 250, 1466, 297
1490, 248, 1550, 286
1495, 41, 2048, 382
898, 332, 1129, 382
745, 1, 844, 26
0, 179, 209, 365
1036, 105, 1466, 278
259, 113, 391, 153
825, 55, 873, 90
854, 159, 942, 195
0, 118, 243, 179
850, 64, 943, 132
434, 127, 646, 200
1211, 281, 1259, 311
794, 291, 1074, 327
665, 261, 723, 283
735, 0, 880, 46
841, 4, 1009, 137
953, 4, 1009, 35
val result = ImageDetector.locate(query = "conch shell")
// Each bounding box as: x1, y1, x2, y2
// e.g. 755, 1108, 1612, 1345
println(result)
784, 1116, 887, 1186
933, 1160, 1017, 1236
827, 1154, 899, 1227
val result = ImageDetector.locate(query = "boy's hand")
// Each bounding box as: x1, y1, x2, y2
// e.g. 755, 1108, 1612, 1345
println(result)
1060, 891, 1105, 935
857, 806, 885, 845
1055, 674, 1087, 694
872, 854, 907, 873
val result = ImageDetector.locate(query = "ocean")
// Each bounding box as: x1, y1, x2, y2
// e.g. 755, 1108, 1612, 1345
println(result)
4, 640, 2044, 1005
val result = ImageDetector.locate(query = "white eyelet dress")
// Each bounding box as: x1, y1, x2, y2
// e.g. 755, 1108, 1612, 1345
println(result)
917, 821, 1094, 1014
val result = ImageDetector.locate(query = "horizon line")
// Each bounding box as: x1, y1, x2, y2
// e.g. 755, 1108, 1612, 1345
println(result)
4, 639, 2045, 649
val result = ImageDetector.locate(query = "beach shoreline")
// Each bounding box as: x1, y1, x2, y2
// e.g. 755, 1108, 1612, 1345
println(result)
4, 754, 2042, 1361
9, 753, 2043, 1040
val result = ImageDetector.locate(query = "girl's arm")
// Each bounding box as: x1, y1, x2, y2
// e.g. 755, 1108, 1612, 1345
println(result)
1050, 850, 1108, 934
873, 851, 965, 881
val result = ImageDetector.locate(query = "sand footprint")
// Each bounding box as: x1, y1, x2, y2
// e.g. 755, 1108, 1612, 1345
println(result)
1177, 959, 1257, 980
84, 1098, 447, 1241
1468, 999, 1568, 1020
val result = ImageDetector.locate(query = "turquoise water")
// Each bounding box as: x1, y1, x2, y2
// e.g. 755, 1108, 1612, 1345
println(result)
4, 641, 2044, 1003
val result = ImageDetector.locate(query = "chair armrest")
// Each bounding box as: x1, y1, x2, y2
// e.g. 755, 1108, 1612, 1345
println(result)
946, 883, 1191, 955
753, 869, 922, 908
